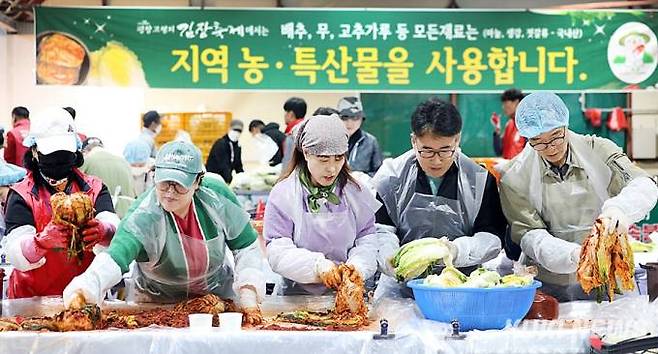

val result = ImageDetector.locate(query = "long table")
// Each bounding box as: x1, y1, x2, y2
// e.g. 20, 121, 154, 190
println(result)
1, 295, 656, 354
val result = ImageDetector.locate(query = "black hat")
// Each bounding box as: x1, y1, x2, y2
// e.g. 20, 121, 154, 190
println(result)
337, 97, 364, 120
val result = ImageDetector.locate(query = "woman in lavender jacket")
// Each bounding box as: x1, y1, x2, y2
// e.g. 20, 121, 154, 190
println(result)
263, 114, 381, 295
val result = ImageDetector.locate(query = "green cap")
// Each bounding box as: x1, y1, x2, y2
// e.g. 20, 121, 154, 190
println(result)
154, 141, 205, 188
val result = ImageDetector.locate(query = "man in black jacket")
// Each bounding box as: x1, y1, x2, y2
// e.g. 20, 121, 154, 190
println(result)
206, 120, 244, 184
248, 119, 286, 166
373, 98, 506, 295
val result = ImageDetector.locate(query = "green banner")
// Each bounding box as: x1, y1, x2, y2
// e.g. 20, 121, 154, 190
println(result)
35, 7, 658, 91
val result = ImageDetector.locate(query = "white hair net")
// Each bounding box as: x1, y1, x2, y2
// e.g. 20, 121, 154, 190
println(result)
0, 162, 26, 186
516, 92, 569, 138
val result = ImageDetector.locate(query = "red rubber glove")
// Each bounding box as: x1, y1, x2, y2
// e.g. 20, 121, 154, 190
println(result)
490, 112, 501, 133
35, 222, 70, 250
21, 222, 70, 262
81, 219, 115, 248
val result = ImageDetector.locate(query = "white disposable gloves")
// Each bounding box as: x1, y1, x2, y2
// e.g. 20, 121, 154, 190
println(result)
63, 252, 123, 308
452, 232, 501, 268
520, 229, 581, 274
599, 206, 631, 235
375, 224, 400, 277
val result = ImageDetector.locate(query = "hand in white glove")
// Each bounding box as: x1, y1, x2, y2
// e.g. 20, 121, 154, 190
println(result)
436, 237, 458, 265
375, 225, 400, 277
599, 207, 630, 235
239, 287, 262, 325
520, 229, 581, 274
341, 263, 363, 283
380, 254, 396, 278
315, 258, 341, 289
570, 247, 581, 266
63, 253, 122, 309
452, 233, 502, 268
64, 274, 101, 308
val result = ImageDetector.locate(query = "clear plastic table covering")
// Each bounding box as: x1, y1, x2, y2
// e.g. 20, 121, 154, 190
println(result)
434, 296, 658, 354
0, 295, 429, 354
1, 295, 656, 354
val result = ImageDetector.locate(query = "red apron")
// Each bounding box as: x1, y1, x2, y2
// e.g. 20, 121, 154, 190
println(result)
7, 169, 103, 299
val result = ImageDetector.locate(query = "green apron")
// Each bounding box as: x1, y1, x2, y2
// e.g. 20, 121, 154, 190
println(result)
123, 185, 249, 302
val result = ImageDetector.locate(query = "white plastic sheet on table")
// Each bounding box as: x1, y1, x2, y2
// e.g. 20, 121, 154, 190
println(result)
2, 295, 657, 354
386, 295, 657, 354
0, 295, 430, 354
0, 329, 431, 354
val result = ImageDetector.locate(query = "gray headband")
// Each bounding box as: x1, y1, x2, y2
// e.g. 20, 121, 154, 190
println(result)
295, 114, 348, 156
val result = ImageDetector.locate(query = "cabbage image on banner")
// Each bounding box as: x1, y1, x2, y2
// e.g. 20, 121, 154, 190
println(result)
36, 32, 89, 85
87, 41, 148, 87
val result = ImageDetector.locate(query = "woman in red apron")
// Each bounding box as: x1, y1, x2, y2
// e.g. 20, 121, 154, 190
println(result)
1, 107, 119, 299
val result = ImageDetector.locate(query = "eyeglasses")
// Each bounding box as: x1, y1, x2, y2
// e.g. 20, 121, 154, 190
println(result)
412, 136, 457, 159
529, 129, 566, 151
156, 181, 190, 195
417, 148, 456, 159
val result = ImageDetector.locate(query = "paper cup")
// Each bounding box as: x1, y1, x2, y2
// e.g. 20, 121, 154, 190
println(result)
219, 312, 243, 331
188, 313, 213, 330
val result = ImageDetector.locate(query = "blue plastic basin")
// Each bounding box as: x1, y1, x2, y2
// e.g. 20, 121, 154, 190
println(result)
407, 279, 542, 331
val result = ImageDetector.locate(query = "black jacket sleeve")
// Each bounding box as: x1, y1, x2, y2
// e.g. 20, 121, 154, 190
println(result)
271, 130, 286, 147
234, 144, 244, 174
4, 190, 36, 235
493, 131, 503, 156
94, 184, 115, 214
275, 131, 287, 165
472, 173, 507, 244
269, 150, 283, 167
369, 139, 384, 177
206, 139, 231, 183
375, 192, 396, 227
